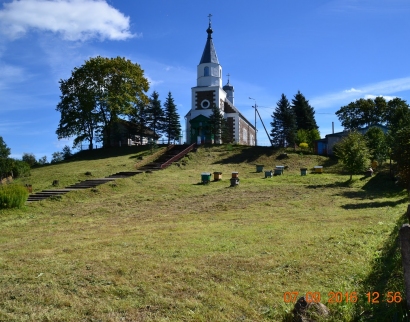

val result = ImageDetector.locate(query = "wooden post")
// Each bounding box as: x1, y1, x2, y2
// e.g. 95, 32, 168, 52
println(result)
399, 224, 410, 307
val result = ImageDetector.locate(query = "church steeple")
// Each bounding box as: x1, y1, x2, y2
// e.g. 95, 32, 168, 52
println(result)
199, 14, 219, 64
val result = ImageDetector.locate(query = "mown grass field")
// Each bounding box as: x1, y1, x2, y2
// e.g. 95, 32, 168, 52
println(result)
1, 144, 409, 321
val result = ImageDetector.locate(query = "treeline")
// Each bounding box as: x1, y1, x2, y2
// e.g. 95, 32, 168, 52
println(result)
56, 56, 181, 150
333, 96, 410, 187
0, 137, 31, 181
270, 91, 320, 149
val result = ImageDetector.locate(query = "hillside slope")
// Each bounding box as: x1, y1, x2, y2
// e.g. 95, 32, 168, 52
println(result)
0, 144, 407, 321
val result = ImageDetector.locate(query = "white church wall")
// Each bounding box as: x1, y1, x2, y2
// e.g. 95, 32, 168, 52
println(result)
197, 63, 222, 87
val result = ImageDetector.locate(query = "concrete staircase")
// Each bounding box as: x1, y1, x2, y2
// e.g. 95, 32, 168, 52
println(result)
27, 171, 142, 202
27, 145, 196, 203
138, 144, 195, 171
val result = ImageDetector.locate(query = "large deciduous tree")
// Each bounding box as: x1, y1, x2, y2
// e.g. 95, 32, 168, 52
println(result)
163, 92, 181, 144
364, 126, 388, 165
291, 91, 318, 131
270, 94, 297, 147
336, 98, 385, 130
0, 136, 10, 158
386, 98, 410, 135
56, 56, 149, 148
336, 97, 410, 130
0, 137, 12, 180
334, 131, 371, 180
391, 127, 410, 195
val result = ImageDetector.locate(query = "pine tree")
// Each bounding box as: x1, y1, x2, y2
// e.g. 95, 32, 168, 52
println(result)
146, 91, 164, 141
291, 91, 318, 131
270, 94, 297, 147
208, 104, 228, 144
163, 92, 181, 144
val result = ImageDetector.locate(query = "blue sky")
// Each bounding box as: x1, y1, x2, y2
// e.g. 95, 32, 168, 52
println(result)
1, 0, 409, 161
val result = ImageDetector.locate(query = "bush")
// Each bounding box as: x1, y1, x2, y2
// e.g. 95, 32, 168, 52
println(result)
11, 160, 30, 178
299, 142, 309, 150
0, 184, 28, 209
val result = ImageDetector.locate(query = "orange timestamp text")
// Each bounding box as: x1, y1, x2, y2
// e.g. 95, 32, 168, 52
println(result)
283, 291, 402, 304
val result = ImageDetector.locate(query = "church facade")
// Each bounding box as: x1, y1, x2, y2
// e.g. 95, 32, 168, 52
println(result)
184, 19, 255, 145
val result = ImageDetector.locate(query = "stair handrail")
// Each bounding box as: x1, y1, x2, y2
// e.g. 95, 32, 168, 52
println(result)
160, 143, 196, 169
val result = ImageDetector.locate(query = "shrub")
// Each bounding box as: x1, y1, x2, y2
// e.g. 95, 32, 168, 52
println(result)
11, 160, 30, 178
0, 184, 28, 209
299, 142, 309, 150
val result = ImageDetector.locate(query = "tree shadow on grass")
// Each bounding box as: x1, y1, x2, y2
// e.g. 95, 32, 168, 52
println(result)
353, 212, 410, 321
306, 179, 355, 190
212, 146, 278, 165
67, 145, 157, 162
341, 197, 408, 210
319, 155, 339, 168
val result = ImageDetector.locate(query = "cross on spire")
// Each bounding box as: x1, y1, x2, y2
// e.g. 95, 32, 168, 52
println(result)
226, 73, 230, 84
208, 14, 212, 25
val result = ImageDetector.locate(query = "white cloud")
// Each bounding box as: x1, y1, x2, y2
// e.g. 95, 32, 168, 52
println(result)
0, 0, 135, 41
146, 75, 164, 87
344, 88, 362, 93
0, 63, 24, 80
311, 76, 410, 108
0, 63, 26, 90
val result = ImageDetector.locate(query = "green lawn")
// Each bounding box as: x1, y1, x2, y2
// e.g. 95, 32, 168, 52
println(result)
0, 145, 408, 321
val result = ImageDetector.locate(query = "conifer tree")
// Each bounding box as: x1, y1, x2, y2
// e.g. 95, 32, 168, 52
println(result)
209, 104, 228, 144
270, 94, 297, 147
146, 91, 164, 140
291, 91, 318, 131
163, 92, 181, 144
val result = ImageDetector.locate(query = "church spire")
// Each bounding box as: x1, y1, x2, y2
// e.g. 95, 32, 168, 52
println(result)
199, 14, 219, 64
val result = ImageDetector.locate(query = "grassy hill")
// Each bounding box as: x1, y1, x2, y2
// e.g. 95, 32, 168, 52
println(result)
1, 144, 408, 321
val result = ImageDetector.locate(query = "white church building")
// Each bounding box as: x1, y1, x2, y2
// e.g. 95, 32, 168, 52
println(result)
184, 18, 255, 145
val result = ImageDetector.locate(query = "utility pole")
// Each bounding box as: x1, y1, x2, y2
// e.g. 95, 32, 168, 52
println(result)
249, 97, 257, 146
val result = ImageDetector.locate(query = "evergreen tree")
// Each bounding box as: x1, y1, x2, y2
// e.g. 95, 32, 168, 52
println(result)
270, 94, 297, 147
163, 92, 181, 144
291, 91, 318, 131
146, 91, 164, 141
209, 104, 228, 144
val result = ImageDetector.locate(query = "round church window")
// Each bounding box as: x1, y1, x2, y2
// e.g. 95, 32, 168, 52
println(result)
201, 99, 210, 109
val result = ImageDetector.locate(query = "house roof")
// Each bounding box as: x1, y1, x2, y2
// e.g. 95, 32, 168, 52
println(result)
199, 22, 219, 64
325, 124, 388, 138
224, 99, 255, 130
116, 119, 160, 139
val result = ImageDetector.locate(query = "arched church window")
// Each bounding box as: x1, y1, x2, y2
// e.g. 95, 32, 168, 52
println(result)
204, 66, 209, 76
